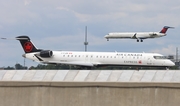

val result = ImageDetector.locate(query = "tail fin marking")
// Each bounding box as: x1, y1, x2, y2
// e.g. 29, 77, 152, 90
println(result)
160, 26, 174, 33
23, 41, 33, 52
16, 36, 41, 53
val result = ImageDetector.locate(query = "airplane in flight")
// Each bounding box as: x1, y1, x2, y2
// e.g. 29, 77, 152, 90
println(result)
2, 36, 175, 69
105, 26, 174, 42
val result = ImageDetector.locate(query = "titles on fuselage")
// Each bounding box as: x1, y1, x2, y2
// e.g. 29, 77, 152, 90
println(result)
124, 61, 138, 63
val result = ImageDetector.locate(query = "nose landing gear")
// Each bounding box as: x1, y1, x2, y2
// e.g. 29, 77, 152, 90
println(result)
166, 67, 169, 70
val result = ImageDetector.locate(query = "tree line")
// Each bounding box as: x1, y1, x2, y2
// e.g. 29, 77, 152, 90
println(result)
1, 63, 179, 70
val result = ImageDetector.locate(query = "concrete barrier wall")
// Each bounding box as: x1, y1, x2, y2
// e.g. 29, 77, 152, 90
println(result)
0, 82, 180, 106
1, 70, 180, 82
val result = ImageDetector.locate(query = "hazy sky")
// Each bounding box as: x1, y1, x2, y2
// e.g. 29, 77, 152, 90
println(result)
0, 0, 179, 67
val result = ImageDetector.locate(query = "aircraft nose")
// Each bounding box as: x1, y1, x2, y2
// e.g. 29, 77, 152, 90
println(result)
169, 61, 175, 66
104, 35, 109, 38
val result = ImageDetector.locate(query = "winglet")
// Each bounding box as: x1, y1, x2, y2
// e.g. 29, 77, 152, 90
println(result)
160, 26, 174, 33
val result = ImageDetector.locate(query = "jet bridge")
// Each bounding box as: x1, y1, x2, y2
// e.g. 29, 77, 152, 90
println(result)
0, 70, 180, 106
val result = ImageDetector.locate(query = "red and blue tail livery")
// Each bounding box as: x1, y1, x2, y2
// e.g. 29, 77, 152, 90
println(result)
160, 26, 174, 34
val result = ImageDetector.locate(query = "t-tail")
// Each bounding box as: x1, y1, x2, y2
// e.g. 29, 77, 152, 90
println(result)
160, 26, 174, 34
16, 36, 41, 53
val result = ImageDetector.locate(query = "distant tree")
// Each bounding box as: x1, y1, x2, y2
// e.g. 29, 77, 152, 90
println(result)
4, 66, 15, 70
15, 63, 27, 70
29, 64, 71, 70
170, 65, 179, 70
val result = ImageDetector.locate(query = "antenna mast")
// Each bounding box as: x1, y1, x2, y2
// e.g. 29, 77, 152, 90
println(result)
84, 26, 88, 51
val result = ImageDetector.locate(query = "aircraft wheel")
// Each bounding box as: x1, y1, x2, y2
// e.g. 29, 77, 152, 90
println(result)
141, 39, 143, 42
137, 39, 139, 42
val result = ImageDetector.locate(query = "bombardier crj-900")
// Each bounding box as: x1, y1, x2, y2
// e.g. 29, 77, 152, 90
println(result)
105, 26, 174, 42
11, 36, 174, 69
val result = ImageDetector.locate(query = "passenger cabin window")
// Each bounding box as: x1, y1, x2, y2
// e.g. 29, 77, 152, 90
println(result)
153, 56, 167, 59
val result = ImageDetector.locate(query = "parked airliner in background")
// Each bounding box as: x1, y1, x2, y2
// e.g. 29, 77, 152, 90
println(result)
1, 36, 175, 69
105, 26, 174, 42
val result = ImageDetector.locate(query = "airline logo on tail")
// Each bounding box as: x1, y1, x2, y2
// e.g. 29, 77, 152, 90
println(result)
16, 36, 41, 53
160, 26, 174, 34
23, 42, 33, 52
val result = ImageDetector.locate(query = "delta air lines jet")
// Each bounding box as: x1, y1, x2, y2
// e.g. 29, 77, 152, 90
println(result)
9, 36, 175, 69
105, 26, 174, 42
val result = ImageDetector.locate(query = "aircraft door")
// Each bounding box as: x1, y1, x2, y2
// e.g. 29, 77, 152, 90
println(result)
147, 57, 153, 65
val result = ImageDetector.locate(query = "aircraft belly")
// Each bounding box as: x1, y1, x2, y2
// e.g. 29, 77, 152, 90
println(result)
107, 33, 134, 39
136, 33, 150, 39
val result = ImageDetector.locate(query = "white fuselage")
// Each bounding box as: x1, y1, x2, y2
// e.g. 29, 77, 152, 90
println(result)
105, 32, 166, 39
23, 51, 174, 67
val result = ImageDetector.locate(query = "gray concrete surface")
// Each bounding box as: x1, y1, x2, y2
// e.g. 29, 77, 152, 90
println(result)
0, 82, 180, 106
0, 70, 180, 106
0, 70, 180, 82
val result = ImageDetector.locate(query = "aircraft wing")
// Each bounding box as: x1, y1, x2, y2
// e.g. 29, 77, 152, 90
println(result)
33, 53, 98, 67
132, 33, 147, 40
42, 61, 95, 67
131, 33, 137, 39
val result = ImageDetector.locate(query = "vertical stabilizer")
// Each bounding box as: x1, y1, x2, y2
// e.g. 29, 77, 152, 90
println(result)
16, 36, 41, 53
160, 26, 174, 33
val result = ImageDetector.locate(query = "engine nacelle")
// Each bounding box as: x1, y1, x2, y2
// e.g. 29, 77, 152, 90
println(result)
40, 50, 53, 58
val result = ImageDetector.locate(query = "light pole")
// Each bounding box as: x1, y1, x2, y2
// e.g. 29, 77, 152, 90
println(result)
84, 26, 88, 52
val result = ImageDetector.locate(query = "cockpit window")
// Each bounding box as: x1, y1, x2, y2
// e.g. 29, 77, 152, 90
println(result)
153, 56, 167, 59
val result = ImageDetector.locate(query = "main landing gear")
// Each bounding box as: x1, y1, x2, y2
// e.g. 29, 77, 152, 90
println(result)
137, 39, 143, 42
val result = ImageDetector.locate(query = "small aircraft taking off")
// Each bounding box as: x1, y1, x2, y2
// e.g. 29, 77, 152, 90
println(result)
1, 36, 175, 69
105, 26, 174, 42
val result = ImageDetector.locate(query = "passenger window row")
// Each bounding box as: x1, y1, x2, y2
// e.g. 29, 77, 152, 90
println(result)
62, 54, 142, 59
